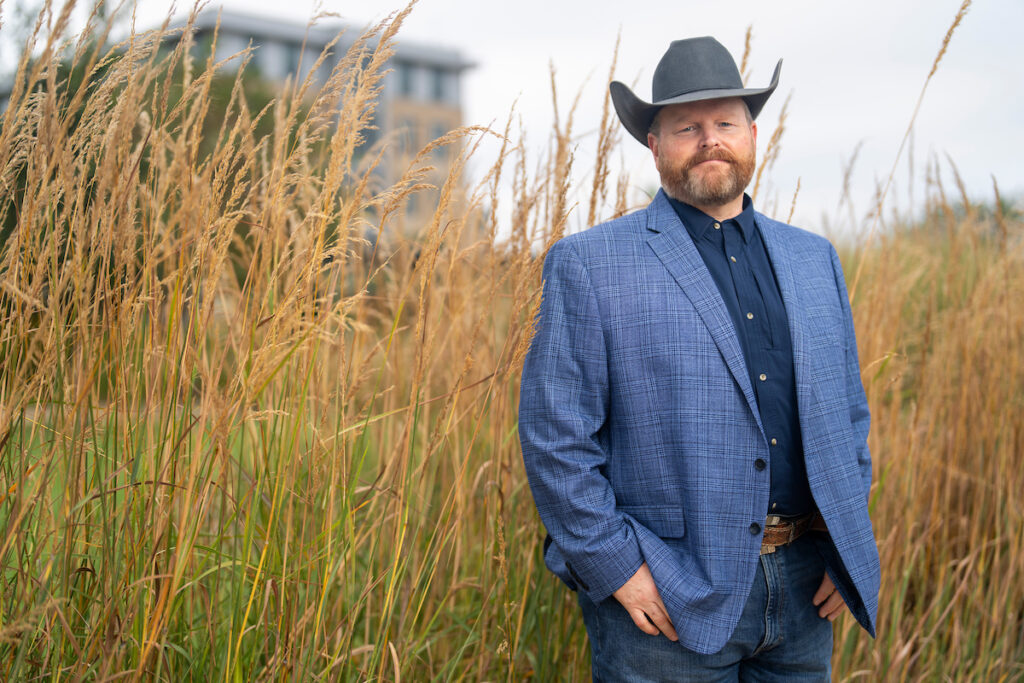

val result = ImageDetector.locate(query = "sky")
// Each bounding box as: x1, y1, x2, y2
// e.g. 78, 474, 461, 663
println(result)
6, 0, 1022, 235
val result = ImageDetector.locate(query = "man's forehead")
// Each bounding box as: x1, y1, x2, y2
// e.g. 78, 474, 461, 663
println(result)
659, 97, 747, 120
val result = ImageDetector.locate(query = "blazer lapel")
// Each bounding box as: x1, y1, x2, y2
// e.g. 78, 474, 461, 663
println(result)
756, 214, 814, 427
644, 192, 763, 435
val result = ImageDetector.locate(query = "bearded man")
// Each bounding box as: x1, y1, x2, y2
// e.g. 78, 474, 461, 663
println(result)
519, 37, 880, 680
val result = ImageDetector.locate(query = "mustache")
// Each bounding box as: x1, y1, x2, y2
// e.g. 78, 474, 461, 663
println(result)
685, 149, 736, 169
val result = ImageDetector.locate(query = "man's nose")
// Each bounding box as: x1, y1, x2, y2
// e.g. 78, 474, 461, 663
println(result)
699, 129, 721, 148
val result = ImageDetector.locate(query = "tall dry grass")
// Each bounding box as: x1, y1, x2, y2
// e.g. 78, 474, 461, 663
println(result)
833, 177, 1024, 679
0, 1, 1021, 681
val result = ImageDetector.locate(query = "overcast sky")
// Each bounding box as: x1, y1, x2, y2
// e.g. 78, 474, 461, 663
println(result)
8, 0, 1021, 235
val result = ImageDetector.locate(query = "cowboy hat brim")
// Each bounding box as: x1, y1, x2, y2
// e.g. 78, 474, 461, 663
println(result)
610, 59, 782, 147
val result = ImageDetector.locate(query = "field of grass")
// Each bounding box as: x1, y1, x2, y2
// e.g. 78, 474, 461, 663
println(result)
1, 2, 1021, 681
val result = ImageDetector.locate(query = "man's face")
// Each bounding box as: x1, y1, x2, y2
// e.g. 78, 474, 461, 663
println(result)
646, 98, 757, 210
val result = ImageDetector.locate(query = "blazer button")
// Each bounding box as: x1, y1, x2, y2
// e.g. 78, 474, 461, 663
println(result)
754, 458, 767, 471
749, 522, 762, 535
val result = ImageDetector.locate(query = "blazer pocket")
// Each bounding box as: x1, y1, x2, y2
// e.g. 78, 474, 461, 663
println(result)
618, 504, 686, 539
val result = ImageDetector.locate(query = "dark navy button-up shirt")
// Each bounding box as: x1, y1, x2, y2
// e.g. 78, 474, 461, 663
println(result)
667, 194, 813, 516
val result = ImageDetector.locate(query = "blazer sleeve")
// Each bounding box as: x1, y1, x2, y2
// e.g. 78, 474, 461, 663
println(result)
830, 245, 872, 502
518, 239, 644, 602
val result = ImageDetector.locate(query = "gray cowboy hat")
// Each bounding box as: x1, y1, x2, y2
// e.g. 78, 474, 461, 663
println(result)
610, 36, 782, 146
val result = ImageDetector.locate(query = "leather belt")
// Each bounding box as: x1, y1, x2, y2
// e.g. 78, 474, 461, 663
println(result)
760, 512, 828, 555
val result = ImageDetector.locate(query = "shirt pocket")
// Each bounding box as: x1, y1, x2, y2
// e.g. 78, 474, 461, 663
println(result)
619, 504, 686, 539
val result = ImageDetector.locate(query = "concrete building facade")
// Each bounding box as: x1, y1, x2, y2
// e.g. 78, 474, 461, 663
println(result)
178, 8, 474, 232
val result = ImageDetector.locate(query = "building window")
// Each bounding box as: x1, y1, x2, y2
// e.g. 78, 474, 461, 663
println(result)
431, 67, 446, 102
287, 43, 301, 77
398, 62, 415, 97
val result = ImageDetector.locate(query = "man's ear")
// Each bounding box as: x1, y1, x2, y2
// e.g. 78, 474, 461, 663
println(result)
647, 133, 660, 164
751, 121, 758, 145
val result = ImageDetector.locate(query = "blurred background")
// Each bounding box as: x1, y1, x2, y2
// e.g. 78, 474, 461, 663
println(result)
4, 0, 1021, 231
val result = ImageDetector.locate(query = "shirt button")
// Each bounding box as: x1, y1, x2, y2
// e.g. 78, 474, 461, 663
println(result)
750, 522, 762, 535
730, 256, 737, 263
755, 458, 767, 471
759, 373, 767, 382
771, 438, 778, 446
746, 312, 754, 320
714, 222, 721, 230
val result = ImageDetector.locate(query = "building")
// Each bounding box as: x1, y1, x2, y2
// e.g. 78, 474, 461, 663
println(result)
0, 8, 475, 237
174, 8, 475, 235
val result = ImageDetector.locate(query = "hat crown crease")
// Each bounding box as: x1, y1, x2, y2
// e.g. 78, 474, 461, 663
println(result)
653, 49, 743, 102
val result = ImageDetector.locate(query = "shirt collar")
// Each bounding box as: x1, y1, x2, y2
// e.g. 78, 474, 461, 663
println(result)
667, 193, 756, 244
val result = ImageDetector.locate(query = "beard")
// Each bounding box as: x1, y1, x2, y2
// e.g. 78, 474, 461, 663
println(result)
658, 145, 756, 208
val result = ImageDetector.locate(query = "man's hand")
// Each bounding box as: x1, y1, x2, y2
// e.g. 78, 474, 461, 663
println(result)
812, 571, 848, 621
612, 562, 679, 641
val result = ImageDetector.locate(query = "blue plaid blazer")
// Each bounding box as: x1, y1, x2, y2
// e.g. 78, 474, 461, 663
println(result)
519, 190, 880, 655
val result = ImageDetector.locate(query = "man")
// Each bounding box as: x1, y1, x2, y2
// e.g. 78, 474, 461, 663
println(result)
519, 37, 880, 680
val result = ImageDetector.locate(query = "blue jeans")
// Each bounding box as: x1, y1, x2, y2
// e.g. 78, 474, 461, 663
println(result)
578, 534, 833, 682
